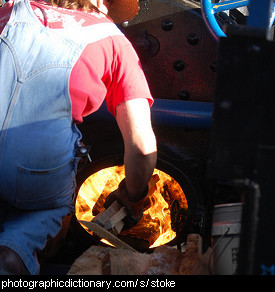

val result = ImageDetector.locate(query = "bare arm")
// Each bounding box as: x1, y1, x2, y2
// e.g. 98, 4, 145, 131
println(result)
115, 98, 157, 202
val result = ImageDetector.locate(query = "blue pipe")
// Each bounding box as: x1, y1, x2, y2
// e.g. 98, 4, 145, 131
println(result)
84, 99, 213, 130
151, 99, 213, 130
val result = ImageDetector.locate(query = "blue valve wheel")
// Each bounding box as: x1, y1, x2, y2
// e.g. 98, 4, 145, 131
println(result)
201, 0, 275, 40
201, 0, 249, 39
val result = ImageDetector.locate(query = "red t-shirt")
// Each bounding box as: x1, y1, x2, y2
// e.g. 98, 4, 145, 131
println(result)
0, 0, 153, 123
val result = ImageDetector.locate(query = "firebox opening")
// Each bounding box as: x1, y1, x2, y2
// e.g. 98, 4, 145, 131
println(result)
75, 165, 189, 249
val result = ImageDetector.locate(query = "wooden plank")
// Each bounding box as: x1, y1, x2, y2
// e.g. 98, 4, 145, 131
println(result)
92, 200, 124, 227
89, 222, 137, 252
105, 207, 127, 230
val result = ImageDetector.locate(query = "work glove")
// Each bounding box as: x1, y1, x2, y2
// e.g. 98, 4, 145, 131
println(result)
104, 178, 148, 230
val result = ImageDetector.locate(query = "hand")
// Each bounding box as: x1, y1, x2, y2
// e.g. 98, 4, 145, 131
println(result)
104, 178, 148, 230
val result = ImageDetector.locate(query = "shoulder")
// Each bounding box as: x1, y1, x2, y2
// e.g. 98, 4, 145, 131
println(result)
31, 1, 123, 45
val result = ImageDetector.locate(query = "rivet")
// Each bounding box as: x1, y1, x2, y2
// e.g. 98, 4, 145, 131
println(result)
161, 19, 173, 31
178, 90, 190, 100
173, 60, 185, 71
187, 33, 199, 45
210, 61, 217, 72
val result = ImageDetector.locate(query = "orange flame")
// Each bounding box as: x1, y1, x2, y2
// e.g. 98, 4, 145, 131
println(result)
75, 166, 188, 248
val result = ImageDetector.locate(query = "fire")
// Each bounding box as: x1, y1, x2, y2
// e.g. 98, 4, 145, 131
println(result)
75, 166, 188, 248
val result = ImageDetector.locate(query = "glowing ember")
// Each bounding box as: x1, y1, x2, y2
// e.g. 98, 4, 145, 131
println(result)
75, 166, 188, 248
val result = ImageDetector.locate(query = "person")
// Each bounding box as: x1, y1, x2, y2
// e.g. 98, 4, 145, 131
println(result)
0, 0, 157, 275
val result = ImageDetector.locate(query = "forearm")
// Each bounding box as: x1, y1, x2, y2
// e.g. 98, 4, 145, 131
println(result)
124, 134, 157, 201
116, 98, 157, 202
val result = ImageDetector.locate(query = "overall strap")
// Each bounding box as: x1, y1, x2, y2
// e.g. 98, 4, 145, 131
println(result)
7, 0, 42, 26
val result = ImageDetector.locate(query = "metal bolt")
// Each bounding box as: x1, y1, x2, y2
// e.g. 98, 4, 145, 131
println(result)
178, 90, 190, 100
161, 19, 173, 31
173, 60, 185, 71
210, 61, 217, 72
187, 33, 199, 45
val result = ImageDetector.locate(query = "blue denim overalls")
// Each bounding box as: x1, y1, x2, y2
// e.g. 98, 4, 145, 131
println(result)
0, 0, 122, 274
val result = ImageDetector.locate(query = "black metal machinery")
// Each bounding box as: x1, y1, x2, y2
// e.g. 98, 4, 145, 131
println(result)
207, 3, 275, 274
